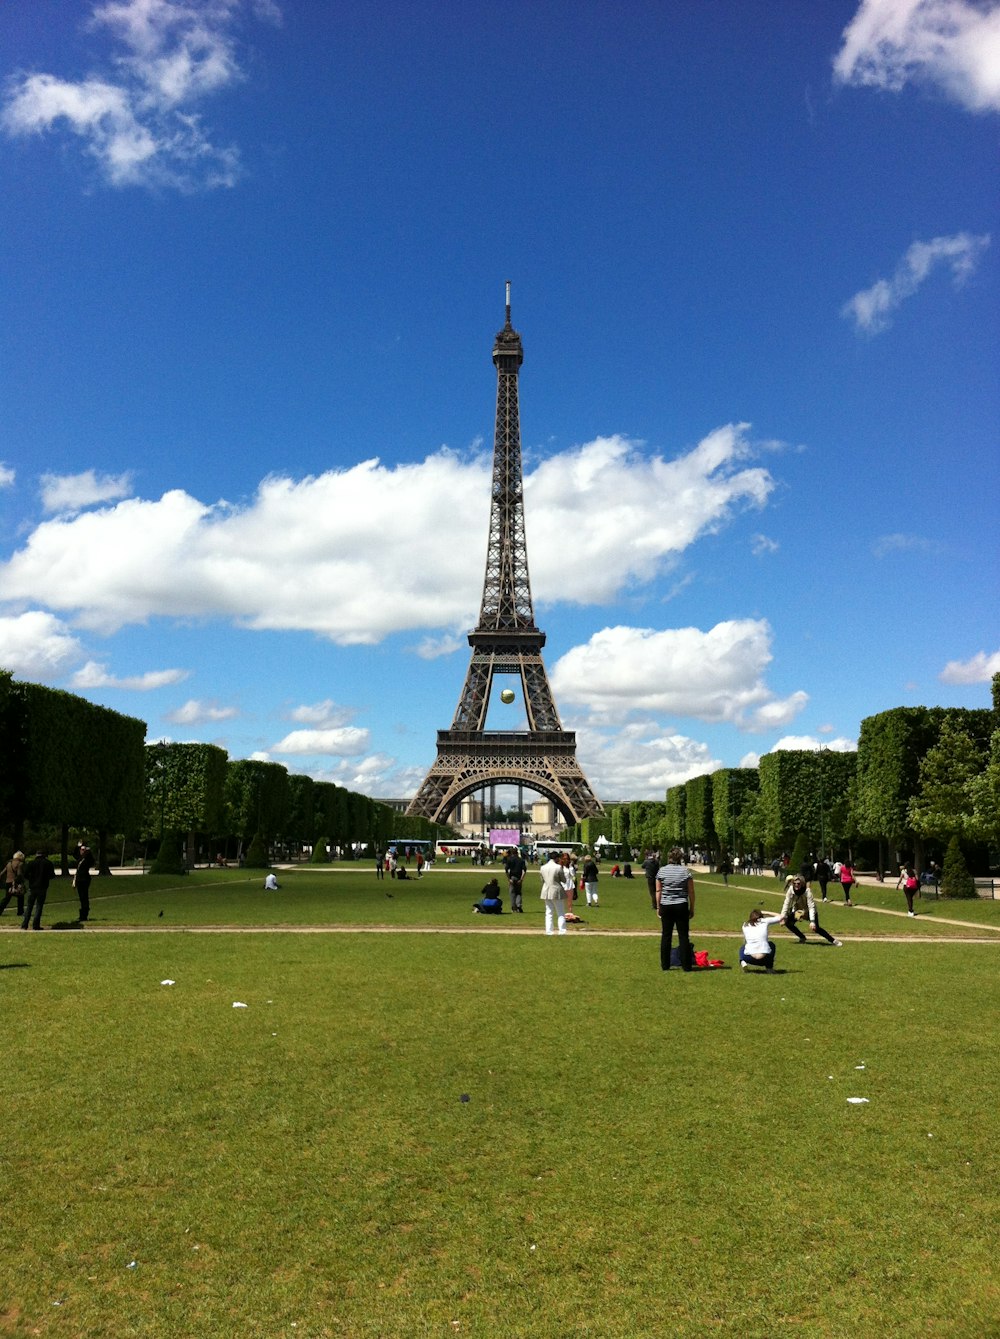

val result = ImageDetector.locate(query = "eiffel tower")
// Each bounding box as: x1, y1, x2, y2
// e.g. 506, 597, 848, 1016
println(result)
406, 285, 603, 827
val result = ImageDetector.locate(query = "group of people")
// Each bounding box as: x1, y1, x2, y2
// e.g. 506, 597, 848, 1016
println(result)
776, 853, 857, 905
471, 849, 603, 928
648, 847, 847, 974
0, 842, 94, 930
376, 847, 428, 880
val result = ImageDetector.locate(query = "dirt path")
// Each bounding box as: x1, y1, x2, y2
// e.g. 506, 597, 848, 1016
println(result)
2, 924, 997, 944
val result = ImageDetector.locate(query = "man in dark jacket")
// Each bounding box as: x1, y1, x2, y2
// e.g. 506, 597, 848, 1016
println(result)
503, 850, 527, 913
642, 851, 660, 910
21, 850, 57, 931
75, 842, 94, 922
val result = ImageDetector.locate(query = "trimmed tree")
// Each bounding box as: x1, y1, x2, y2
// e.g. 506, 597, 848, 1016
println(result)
789, 831, 811, 876
940, 835, 976, 899
150, 830, 186, 875
683, 775, 716, 856
908, 721, 987, 845
144, 742, 228, 866
244, 832, 269, 868
711, 767, 760, 858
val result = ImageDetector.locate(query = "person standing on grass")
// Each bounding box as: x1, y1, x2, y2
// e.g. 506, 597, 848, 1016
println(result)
374, 850, 384, 880
73, 842, 93, 922
839, 860, 856, 906
740, 908, 783, 972
539, 850, 568, 936
0, 850, 25, 919
582, 853, 599, 906
642, 850, 660, 910
21, 850, 56, 931
656, 847, 695, 972
896, 863, 919, 917
503, 848, 526, 914
816, 856, 831, 902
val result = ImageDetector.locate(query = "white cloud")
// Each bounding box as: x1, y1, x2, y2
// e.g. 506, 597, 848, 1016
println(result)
1, 0, 279, 189
739, 751, 761, 769
287, 699, 354, 727
549, 620, 808, 732
70, 658, 188, 690
834, 0, 1000, 113
575, 719, 722, 798
269, 726, 369, 756
165, 697, 239, 724
291, 752, 425, 798
767, 735, 857, 753
0, 429, 776, 642
872, 532, 939, 557
939, 648, 1000, 683
413, 632, 467, 660
751, 534, 779, 556
842, 232, 990, 334
40, 469, 135, 514
0, 465, 15, 488
0, 611, 83, 680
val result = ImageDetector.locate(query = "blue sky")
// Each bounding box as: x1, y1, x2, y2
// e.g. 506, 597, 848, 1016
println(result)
1, 0, 997, 802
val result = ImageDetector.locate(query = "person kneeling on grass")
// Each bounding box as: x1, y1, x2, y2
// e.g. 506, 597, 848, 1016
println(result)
740, 908, 783, 972
473, 879, 503, 914
264, 872, 279, 891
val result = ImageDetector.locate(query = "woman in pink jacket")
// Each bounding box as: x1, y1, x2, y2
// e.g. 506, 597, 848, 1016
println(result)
839, 861, 856, 906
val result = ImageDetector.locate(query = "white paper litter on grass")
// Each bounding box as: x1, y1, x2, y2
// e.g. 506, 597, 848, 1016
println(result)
855, 1064, 866, 1070
846, 1097, 869, 1104
160, 980, 175, 986
232, 1002, 248, 1009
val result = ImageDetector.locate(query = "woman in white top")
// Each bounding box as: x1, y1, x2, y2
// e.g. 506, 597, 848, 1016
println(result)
740, 908, 783, 972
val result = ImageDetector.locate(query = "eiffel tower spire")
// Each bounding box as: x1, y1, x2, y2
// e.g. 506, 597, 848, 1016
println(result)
406, 286, 602, 827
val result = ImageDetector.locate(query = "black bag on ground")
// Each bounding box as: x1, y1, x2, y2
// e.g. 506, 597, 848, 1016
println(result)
670, 942, 695, 969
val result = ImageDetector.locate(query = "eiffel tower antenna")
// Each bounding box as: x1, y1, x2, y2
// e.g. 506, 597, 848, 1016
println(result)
406, 287, 603, 826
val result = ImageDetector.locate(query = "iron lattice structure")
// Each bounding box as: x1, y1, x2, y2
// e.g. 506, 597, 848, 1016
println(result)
407, 287, 603, 827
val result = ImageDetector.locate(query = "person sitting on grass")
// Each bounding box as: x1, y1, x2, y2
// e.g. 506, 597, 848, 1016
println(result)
264, 872, 279, 891
740, 908, 783, 972
473, 879, 503, 914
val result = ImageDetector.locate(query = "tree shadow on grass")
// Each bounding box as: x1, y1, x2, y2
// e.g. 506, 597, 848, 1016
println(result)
0, 962, 30, 970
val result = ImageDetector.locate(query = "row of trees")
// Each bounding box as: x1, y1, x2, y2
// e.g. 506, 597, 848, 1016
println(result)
0, 671, 452, 873
146, 743, 450, 867
0, 671, 146, 873
560, 675, 1000, 876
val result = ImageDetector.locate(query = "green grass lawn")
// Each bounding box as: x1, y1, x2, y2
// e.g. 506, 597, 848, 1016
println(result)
2, 878, 998, 1337
23, 864, 1000, 938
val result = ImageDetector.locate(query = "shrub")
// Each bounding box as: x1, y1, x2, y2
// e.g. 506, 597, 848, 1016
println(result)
789, 831, 811, 874
940, 835, 976, 899
150, 831, 186, 876
310, 838, 330, 865
244, 833, 269, 869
